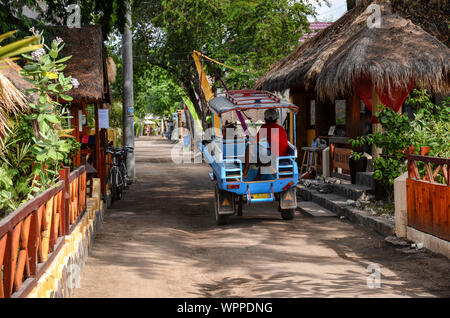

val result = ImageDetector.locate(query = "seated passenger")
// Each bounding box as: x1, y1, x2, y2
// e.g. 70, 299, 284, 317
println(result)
257, 108, 288, 157
243, 109, 288, 179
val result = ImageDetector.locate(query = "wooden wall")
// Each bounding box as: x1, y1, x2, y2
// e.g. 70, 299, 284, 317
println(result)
290, 89, 310, 162
406, 179, 449, 242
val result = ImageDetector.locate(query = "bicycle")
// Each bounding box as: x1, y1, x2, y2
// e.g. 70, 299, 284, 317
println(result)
106, 146, 133, 201
119, 146, 134, 186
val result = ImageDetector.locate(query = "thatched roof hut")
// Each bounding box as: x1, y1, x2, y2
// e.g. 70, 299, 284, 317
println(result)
0, 61, 35, 137
51, 25, 111, 104
255, 0, 449, 101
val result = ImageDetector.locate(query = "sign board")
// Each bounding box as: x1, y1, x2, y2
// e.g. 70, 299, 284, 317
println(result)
127, 107, 134, 117
98, 109, 109, 129
78, 110, 83, 132
328, 125, 336, 136
333, 147, 351, 171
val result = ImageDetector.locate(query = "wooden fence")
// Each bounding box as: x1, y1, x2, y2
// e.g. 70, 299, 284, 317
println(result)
0, 165, 86, 298
407, 152, 449, 241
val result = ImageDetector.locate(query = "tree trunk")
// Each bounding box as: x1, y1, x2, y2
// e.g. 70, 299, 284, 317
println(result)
122, 0, 136, 181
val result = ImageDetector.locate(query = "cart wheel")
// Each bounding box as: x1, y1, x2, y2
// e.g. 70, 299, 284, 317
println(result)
280, 209, 295, 220
117, 187, 123, 200
237, 196, 243, 216
214, 186, 229, 225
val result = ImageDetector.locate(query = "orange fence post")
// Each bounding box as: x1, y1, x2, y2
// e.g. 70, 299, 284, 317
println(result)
59, 167, 70, 235
28, 209, 39, 276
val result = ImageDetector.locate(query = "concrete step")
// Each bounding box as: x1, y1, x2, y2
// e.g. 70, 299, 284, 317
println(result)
298, 201, 337, 217
296, 184, 394, 237
330, 182, 374, 201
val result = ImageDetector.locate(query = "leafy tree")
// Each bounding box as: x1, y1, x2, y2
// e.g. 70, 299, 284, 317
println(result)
135, 63, 185, 118
351, 89, 450, 196
0, 35, 79, 215
0, 0, 128, 39
132, 0, 321, 126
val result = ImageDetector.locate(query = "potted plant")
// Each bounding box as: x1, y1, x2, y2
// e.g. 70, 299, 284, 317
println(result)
348, 136, 368, 184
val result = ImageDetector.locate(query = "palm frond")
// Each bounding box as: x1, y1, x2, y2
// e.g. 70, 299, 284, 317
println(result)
0, 35, 42, 60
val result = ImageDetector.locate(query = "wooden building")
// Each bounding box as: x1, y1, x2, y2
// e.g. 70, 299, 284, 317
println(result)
255, 0, 449, 178
54, 26, 112, 196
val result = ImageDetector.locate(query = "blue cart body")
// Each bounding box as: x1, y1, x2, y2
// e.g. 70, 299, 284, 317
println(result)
201, 90, 299, 206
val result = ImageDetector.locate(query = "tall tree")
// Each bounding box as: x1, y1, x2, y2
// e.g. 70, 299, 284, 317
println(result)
0, 1, 128, 38
132, 0, 320, 127
122, 0, 135, 181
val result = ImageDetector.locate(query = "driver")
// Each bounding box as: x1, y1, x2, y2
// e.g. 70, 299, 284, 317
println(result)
243, 108, 288, 179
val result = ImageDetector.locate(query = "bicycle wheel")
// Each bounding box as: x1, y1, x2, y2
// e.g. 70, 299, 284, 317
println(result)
109, 167, 119, 202
116, 169, 125, 200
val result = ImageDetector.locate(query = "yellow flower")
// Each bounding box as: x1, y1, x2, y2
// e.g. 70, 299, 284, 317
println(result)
44, 72, 58, 79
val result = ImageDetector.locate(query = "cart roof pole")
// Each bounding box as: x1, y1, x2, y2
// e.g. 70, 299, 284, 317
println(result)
192, 50, 251, 138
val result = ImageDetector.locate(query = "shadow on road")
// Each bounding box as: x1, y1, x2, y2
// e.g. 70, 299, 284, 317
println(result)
74, 137, 450, 298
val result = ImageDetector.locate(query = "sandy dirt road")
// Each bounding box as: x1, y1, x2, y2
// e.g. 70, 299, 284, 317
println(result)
72, 136, 450, 298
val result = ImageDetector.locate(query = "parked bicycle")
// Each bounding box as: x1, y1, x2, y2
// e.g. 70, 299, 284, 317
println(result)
106, 146, 134, 201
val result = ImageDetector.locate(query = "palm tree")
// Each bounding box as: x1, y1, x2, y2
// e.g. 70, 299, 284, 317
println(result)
0, 30, 41, 61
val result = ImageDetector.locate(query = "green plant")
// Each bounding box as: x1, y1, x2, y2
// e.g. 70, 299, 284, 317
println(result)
0, 122, 40, 214
20, 35, 78, 184
0, 32, 79, 216
348, 136, 368, 160
357, 89, 449, 196
407, 90, 450, 158
0, 30, 41, 61
365, 106, 412, 195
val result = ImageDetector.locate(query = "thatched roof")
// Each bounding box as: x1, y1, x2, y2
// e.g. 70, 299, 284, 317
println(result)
51, 26, 110, 103
255, 0, 450, 101
0, 61, 33, 137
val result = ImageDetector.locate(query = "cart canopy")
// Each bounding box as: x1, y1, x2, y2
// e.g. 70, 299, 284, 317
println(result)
208, 90, 298, 115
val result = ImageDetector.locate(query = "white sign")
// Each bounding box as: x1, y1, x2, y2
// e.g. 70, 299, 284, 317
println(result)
98, 109, 109, 129
78, 110, 83, 132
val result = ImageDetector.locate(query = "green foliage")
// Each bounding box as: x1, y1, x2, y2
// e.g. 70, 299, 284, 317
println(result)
356, 89, 449, 195
407, 90, 450, 158
348, 136, 366, 160
359, 106, 412, 195
20, 37, 77, 179
0, 34, 79, 216
134, 64, 185, 118
109, 101, 123, 129
0, 121, 40, 214
0, 1, 128, 39
0, 30, 41, 61
132, 0, 319, 124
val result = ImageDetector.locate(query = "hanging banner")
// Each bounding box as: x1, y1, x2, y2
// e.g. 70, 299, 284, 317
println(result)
355, 78, 415, 114
182, 97, 203, 132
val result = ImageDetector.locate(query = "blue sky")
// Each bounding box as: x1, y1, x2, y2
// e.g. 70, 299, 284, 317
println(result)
309, 0, 348, 22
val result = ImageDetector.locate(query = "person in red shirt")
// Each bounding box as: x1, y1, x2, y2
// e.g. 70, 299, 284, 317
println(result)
243, 108, 288, 179
256, 108, 288, 157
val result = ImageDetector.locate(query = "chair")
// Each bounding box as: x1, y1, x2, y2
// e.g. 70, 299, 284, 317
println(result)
300, 140, 324, 176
